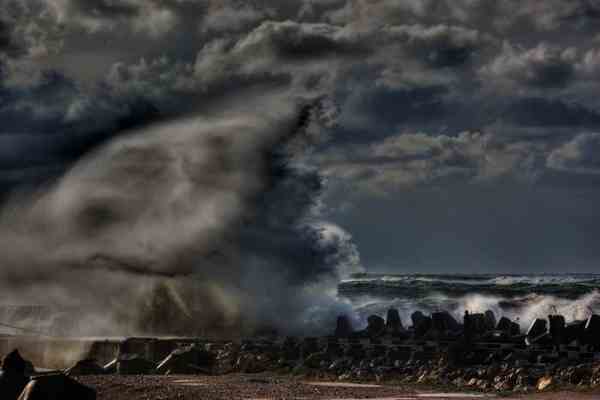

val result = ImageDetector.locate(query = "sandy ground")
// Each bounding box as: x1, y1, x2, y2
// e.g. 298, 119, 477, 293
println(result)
75, 374, 600, 400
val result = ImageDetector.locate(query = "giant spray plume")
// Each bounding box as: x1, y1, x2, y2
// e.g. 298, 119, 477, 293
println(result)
0, 94, 362, 337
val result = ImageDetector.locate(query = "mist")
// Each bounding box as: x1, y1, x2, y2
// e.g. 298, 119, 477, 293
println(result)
0, 96, 361, 337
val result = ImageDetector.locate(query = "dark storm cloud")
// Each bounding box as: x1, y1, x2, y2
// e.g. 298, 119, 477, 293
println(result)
67, 0, 141, 18
504, 98, 600, 128
547, 132, 600, 174
0, 19, 19, 57
481, 42, 577, 89
384, 24, 491, 69
4, 0, 600, 302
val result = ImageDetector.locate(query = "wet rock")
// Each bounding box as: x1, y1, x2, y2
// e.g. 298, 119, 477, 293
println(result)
65, 359, 105, 376
236, 353, 271, 373
386, 308, 403, 333
549, 314, 566, 344
464, 312, 487, 340
564, 320, 586, 344
431, 311, 460, 334
110, 354, 155, 375
484, 310, 497, 331
328, 358, 351, 373
526, 332, 553, 346
0, 350, 30, 400
334, 315, 354, 337
411, 311, 432, 338
324, 342, 343, 358
366, 315, 386, 337
156, 345, 215, 375
344, 344, 365, 360
280, 337, 300, 360
510, 321, 521, 336
584, 314, 600, 345
303, 351, 330, 369
497, 317, 513, 333
17, 373, 96, 400
300, 338, 320, 359
527, 319, 547, 338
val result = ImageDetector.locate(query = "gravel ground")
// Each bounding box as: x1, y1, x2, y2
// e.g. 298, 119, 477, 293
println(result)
75, 374, 600, 400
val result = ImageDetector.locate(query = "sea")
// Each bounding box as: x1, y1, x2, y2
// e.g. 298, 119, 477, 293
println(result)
338, 273, 600, 329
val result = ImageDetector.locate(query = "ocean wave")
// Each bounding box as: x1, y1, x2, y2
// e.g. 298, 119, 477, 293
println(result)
346, 290, 600, 331
339, 273, 600, 299
338, 273, 600, 330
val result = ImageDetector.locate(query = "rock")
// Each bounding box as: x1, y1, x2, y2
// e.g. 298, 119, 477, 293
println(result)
334, 315, 354, 337
564, 320, 586, 343
324, 342, 343, 358
536, 375, 553, 391
156, 345, 215, 375
236, 354, 271, 373
527, 319, 547, 338
303, 352, 330, 369
497, 317, 512, 332
484, 310, 497, 331
366, 315, 386, 337
411, 311, 432, 337
464, 312, 487, 340
526, 332, 553, 346
386, 308, 403, 333
300, 338, 320, 359
113, 354, 154, 375
548, 314, 566, 344
17, 373, 96, 400
280, 338, 300, 360
1, 350, 29, 376
510, 321, 521, 336
0, 350, 31, 400
65, 359, 105, 376
431, 311, 460, 333
584, 314, 600, 345
344, 344, 365, 360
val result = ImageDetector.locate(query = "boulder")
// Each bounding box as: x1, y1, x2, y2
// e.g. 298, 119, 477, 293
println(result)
386, 308, 403, 333
156, 345, 215, 375
303, 352, 330, 369
526, 332, 553, 346
0, 350, 30, 400
235, 354, 270, 373
334, 315, 354, 337
431, 311, 460, 333
280, 337, 300, 360
464, 312, 487, 340
564, 320, 586, 344
65, 359, 105, 376
497, 317, 512, 332
366, 315, 386, 337
324, 342, 343, 358
510, 321, 521, 336
411, 311, 432, 338
527, 319, 547, 338
584, 314, 600, 345
110, 354, 154, 375
1, 350, 29, 376
484, 310, 497, 331
344, 344, 365, 360
548, 314, 566, 344
300, 338, 320, 359
17, 374, 95, 400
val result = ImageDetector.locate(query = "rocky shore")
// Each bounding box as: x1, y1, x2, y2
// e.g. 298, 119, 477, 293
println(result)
2, 308, 600, 399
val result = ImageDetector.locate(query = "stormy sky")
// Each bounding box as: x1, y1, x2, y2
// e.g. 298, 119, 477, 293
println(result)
2, 0, 600, 275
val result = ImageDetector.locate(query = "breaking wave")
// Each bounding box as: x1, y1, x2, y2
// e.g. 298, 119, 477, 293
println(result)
339, 274, 600, 330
